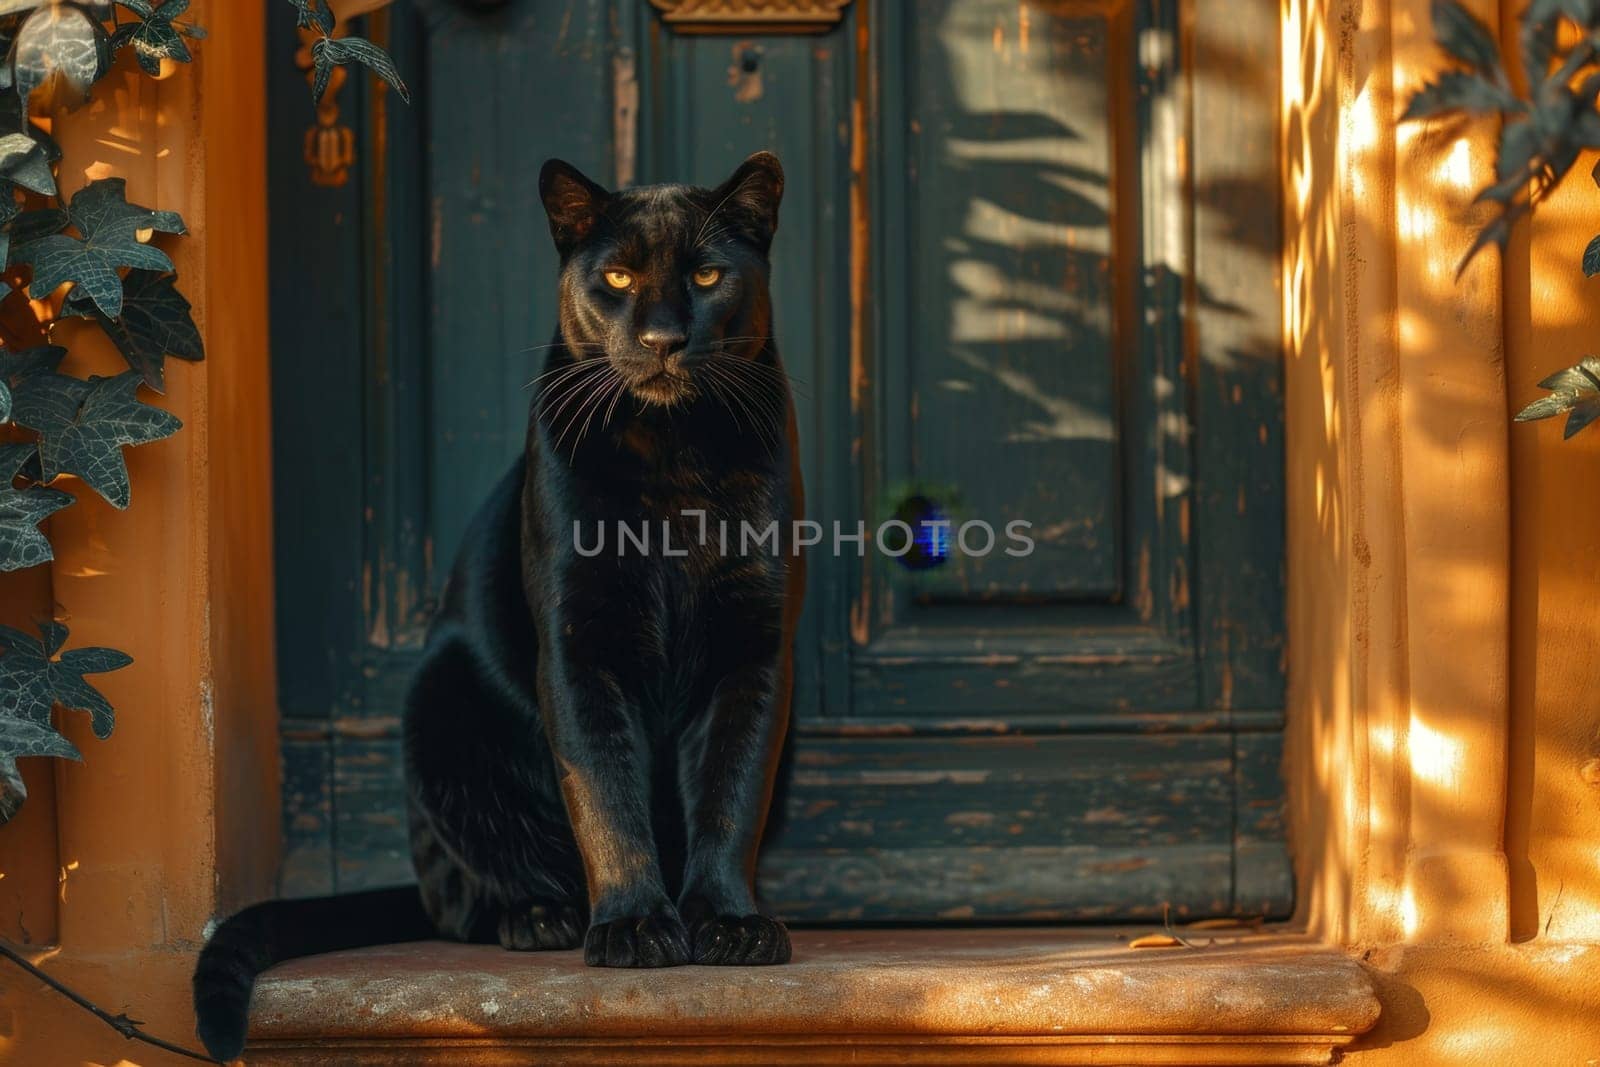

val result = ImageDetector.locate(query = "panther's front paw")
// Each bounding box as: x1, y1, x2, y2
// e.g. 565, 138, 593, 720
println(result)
687, 911, 792, 965
583, 907, 691, 967
499, 902, 585, 951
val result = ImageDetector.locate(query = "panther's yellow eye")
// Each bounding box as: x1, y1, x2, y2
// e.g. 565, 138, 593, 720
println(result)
692, 266, 722, 288
603, 270, 633, 290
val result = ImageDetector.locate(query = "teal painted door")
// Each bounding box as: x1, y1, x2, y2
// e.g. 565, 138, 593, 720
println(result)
269, 0, 1291, 922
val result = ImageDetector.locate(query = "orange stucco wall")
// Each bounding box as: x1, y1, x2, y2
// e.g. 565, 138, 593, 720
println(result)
1284, 0, 1600, 1060
1503, 86, 1600, 954
0, 2, 275, 1063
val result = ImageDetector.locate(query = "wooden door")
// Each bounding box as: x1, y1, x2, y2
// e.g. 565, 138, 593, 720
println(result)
268, 0, 1291, 922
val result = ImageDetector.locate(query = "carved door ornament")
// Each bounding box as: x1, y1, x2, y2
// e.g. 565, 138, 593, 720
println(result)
648, 0, 852, 34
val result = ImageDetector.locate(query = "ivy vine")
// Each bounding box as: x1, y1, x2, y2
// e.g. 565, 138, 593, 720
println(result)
0, 0, 405, 825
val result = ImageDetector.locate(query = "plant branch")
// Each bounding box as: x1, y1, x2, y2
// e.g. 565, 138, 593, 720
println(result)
0, 939, 219, 1063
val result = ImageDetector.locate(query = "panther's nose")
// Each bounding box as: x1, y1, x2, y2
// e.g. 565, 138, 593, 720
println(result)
638, 325, 686, 359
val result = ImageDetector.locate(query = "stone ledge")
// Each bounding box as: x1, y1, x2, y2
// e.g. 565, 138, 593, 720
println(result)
247, 928, 1380, 1065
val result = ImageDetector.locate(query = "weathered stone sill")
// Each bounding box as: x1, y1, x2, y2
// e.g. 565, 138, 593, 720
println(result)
247, 928, 1379, 1065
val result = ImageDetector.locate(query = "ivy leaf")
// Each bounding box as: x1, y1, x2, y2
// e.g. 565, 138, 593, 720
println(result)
64, 270, 204, 391
1499, 120, 1540, 183
13, 2, 107, 108
0, 617, 130, 821
0, 757, 21, 823
1526, 0, 1598, 23
0, 713, 79, 820
0, 442, 73, 571
0, 84, 62, 166
1404, 71, 1521, 120
312, 35, 409, 105
1431, 0, 1503, 75
0, 93, 53, 249
112, 0, 207, 77
0, 619, 130, 744
11, 177, 186, 316
1522, 11, 1559, 78
9, 202, 68, 247
0, 715, 79, 761
10, 369, 181, 508
0, 131, 55, 196
1515, 356, 1600, 438
1585, 235, 1600, 277
0, 82, 65, 243
287, 0, 334, 34
0, 342, 65, 381
0, 1, 110, 12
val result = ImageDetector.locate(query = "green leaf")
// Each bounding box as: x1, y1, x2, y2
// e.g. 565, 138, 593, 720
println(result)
1572, 81, 1600, 148
13, 2, 107, 108
1536, 356, 1600, 391
1404, 71, 1521, 119
1522, 12, 1558, 78
65, 269, 204, 391
312, 35, 409, 105
0, 619, 129, 746
0, 342, 65, 381
1565, 398, 1600, 437
1585, 235, 1600, 276
287, 0, 334, 34
1564, 0, 1597, 21
311, 43, 334, 105
0, 85, 63, 165
1515, 392, 1578, 421
11, 177, 185, 316
0, 756, 22, 824
0, 131, 54, 196
1497, 119, 1541, 182
112, 0, 206, 77
1531, 87, 1574, 140
1516, 356, 1600, 438
0, 93, 66, 271
9, 205, 68, 247
0, 442, 73, 572
1431, 1, 1503, 74
10, 369, 181, 508
0, 715, 79, 761
1526, 0, 1597, 22
7, 199, 66, 275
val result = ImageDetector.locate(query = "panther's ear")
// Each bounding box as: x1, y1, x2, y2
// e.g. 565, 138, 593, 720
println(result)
539, 159, 610, 256
706, 152, 784, 251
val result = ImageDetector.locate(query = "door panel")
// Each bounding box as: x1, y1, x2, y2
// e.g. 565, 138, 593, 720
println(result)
763, 732, 1235, 922
852, 0, 1198, 739
269, 0, 1290, 921
426, 7, 617, 582
907, 0, 1122, 600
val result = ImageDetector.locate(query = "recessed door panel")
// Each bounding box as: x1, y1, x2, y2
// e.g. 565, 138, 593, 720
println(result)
908, 0, 1122, 601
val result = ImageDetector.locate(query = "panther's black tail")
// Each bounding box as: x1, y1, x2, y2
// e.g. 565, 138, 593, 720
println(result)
192, 885, 435, 1061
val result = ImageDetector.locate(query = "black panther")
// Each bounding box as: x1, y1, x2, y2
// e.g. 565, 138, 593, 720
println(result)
192, 152, 802, 1062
